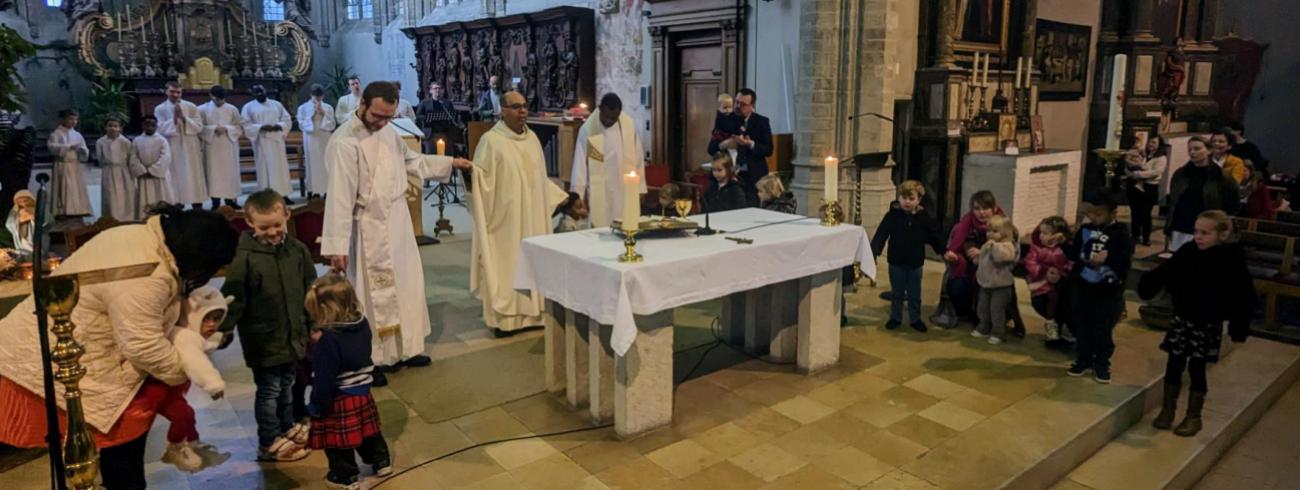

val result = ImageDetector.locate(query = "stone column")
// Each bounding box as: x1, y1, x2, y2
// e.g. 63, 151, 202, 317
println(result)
934, 0, 958, 68
1133, 0, 1157, 42
789, 0, 848, 217
1022, 0, 1039, 58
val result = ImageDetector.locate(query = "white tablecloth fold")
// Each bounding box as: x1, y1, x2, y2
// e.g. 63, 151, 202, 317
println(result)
514, 208, 876, 356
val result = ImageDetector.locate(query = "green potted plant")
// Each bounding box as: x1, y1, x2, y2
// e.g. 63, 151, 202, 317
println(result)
0, 24, 37, 113
83, 79, 133, 133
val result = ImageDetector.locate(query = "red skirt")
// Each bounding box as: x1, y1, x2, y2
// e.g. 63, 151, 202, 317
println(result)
308, 393, 382, 450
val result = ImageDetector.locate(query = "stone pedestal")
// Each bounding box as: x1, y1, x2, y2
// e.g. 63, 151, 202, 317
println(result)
615, 310, 674, 439
960, 150, 1083, 234
768, 280, 799, 362
589, 320, 616, 423
564, 309, 591, 409
544, 301, 567, 395
797, 269, 842, 374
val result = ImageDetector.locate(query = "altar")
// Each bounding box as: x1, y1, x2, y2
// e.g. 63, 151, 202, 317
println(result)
514, 209, 874, 438
961, 149, 1083, 234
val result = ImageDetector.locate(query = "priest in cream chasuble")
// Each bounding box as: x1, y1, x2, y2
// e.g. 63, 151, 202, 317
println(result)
571, 93, 646, 228
322, 81, 473, 367
469, 91, 569, 334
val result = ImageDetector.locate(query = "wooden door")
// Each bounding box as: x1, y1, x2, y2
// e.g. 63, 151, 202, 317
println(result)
672, 43, 722, 178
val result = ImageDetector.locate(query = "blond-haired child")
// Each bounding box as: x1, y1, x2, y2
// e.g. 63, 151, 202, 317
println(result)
756, 174, 796, 214
871, 180, 944, 331
972, 215, 1019, 344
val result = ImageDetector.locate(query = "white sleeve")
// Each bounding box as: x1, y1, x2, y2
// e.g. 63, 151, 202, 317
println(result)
571, 126, 589, 196
321, 138, 360, 256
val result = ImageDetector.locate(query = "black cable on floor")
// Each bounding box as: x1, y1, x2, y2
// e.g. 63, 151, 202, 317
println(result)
370, 423, 614, 489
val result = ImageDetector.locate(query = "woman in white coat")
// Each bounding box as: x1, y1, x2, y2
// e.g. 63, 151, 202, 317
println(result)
0, 206, 238, 489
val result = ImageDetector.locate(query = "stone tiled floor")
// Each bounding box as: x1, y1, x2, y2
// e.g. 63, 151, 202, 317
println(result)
0, 202, 1292, 489
1195, 377, 1300, 490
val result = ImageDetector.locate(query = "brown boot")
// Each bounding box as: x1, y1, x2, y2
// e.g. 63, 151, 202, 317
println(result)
1174, 391, 1205, 437
1152, 382, 1180, 430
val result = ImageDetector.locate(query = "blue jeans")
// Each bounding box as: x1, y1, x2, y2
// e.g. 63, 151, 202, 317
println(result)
252, 363, 297, 447
889, 264, 924, 323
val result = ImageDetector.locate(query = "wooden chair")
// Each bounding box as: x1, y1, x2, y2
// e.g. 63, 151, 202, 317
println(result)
1237, 231, 1300, 326
63, 216, 129, 255
290, 198, 328, 264
216, 205, 253, 235
1274, 210, 1300, 225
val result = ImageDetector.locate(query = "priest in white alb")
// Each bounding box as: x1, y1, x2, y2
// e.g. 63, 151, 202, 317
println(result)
469, 91, 569, 337
335, 76, 361, 126
130, 115, 174, 216
322, 81, 473, 382
154, 81, 207, 209
571, 93, 646, 228
199, 85, 244, 209
47, 109, 92, 218
297, 84, 336, 198
241, 85, 294, 198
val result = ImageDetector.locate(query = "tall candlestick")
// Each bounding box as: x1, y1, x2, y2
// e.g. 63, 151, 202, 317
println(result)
823, 156, 839, 204
1105, 54, 1128, 150
622, 171, 641, 232
436, 139, 446, 156
1014, 58, 1024, 89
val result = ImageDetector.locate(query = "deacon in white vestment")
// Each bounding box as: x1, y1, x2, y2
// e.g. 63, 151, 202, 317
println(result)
130, 117, 175, 217
571, 93, 647, 228
47, 110, 92, 217
94, 120, 135, 221
199, 86, 245, 208
241, 85, 294, 196
394, 80, 417, 121
154, 82, 207, 206
321, 81, 474, 367
335, 76, 362, 126
469, 91, 569, 334
297, 85, 337, 196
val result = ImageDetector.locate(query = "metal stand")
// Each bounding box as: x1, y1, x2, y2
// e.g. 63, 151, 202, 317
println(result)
31, 175, 67, 490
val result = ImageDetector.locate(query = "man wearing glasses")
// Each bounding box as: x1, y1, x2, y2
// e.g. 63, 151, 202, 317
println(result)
321, 81, 473, 382
708, 88, 772, 194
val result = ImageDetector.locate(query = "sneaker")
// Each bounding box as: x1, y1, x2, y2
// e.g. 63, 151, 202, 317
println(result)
398, 355, 432, 367
325, 473, 360, 489
1094, 368, 1112, 384
373, 461, 393, 477
258, 436, 310, 462
910, 321, 928, 333
286, 421, 310, 446
1044, 321, 1059, 341
1060, 329, 1077, 343
970, 330, 986, 338
987, 336, 1003, 345
885, 319, 902, 330
162, 441, 203, 472
1066, 363, 1090, 377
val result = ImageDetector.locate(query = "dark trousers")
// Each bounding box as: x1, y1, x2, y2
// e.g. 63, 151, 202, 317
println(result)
1166, 355, 1209, 393
1031, 290, 1061, 321
292, 357, 312, 421
888, 264, 924, 323
325, 434, 391, 483
252, 363, 297, 447
1072, 284, 1123, 370
947, 276, 979, 322
1128, 185, 1157, 243
100, 430, 150, 490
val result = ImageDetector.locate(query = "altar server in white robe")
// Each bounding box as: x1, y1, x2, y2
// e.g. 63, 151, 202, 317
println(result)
322, 81, 473, 372
469, 91, 569, 336
571, 93, 646, 228
335, 76, 362, 126
297, 84, 336, 197
130, 116, 175, 217
94, 117, 135, 220
155, 81, 207, 208
241, 85, 294, 197
47, 109, 93, 218
199, 85, 244, 209
394, 80, 417, 121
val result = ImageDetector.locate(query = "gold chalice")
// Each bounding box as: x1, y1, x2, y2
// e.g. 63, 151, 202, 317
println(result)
674, 199, 692, 221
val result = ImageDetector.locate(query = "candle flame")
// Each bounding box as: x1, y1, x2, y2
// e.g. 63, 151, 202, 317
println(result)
626, 170, 638, 178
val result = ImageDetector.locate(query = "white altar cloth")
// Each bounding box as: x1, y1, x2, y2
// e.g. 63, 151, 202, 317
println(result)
515, 208, 876, 356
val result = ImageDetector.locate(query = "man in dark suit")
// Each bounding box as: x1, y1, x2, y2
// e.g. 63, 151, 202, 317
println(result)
417, 81, 464, 153
708, 88, 771, 191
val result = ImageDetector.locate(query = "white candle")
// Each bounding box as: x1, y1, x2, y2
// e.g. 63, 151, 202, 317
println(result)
436, 139, 446, 156
1014, 58, 1024, 89
823, 156, 839, 204
982, 54, 990, 87
1105, 54, 1128, 150
971, 52, 980, 81
622, 171, 641, 232
117, 12, 123, 41
243, 11, 248, 38
1026, 57, 1034, 83
164, 14, 170, 43
1030, 85, 1039, 115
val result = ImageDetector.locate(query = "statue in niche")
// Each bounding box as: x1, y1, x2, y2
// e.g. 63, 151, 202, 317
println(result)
558, 37, 578, 104
598, 0, 619, 15
280, 0, 317, 40
60, 0, 101, 26
539, 35, 557, 107
446, 43, 462, 102
523, 51, 537, 107
191, 17, 215, 50
1157, 42, 1187, 114
473, 31, 490, 92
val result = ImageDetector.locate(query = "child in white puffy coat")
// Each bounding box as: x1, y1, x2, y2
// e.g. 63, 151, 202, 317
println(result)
159, 286, 231, 472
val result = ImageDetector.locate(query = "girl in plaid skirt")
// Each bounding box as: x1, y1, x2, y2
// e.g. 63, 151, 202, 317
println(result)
305, 274, 392, 488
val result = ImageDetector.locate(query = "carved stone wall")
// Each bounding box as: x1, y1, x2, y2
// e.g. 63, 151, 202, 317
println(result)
407, 6, 595, 112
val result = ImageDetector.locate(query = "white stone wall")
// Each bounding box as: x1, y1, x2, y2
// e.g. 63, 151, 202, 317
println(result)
961, 150, 1083, 235
2, 5, 97, 132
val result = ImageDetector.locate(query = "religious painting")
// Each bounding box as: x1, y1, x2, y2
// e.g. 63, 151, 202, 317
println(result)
953, 0, 1011, 54
997, 114, 1017, 150
1033, 19, 1092, 101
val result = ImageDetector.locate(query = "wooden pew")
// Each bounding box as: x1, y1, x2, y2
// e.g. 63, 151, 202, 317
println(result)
239, 132, 308, 197
1238, 230, 1300, 326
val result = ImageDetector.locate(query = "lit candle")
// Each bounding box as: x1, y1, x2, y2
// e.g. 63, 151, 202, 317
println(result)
436, 138, 446, 156
1014, 57, 1024, 89
823, 156, 839, 204
622, 171, 641, 232
1105, 54, 1128, 150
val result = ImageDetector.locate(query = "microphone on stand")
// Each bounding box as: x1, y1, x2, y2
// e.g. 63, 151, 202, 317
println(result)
696, 196, 717, 236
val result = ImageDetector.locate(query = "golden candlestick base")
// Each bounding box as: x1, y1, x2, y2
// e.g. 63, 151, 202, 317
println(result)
1093, 148, 1126, 189
619, 229, 643, 263
40, 274, 99, 490
820, 200, 844, 227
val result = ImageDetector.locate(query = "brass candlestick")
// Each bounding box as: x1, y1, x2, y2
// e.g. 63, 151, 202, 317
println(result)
1094, 148, 1126, 189
41, 274, 99, 490
619, 229, 643, 263
820, 200, 844, 227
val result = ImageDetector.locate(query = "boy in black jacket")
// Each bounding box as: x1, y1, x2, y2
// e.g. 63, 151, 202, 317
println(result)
1065, 193, 1133, 384
871, 180, 945, 332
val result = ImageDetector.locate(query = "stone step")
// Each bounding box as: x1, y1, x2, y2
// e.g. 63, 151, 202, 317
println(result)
1054, 338, 1300, 490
